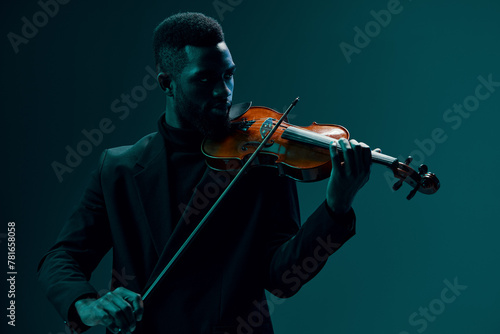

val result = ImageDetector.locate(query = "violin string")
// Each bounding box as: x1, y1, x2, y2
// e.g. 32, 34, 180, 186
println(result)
240, 117, 398, 166
280, 126, 397, 167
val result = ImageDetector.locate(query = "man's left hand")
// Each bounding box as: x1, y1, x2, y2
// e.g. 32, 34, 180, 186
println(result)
326, 138, 374, 215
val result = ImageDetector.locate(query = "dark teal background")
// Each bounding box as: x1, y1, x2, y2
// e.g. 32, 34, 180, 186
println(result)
2, 0, 499, 333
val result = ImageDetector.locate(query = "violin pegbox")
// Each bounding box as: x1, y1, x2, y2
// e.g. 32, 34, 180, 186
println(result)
391, 155, 440, 200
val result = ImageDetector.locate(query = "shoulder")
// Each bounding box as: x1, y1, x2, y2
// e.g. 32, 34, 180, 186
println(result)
99, 132, 161, 172
106, 132, 156, 158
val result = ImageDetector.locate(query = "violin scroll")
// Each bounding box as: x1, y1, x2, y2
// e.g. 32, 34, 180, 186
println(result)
390, 155, 440, 200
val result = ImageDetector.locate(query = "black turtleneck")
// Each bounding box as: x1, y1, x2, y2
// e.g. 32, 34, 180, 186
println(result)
157, 113, 207, 229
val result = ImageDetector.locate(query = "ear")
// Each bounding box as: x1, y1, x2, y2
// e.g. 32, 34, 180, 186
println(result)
157, 72, 174, 96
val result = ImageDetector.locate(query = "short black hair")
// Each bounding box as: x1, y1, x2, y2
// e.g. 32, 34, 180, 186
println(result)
153, 12, 225, 78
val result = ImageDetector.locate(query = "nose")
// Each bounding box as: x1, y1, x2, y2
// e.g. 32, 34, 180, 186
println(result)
213, 78, 232, 100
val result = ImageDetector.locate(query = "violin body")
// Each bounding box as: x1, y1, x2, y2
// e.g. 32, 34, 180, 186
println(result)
203, 106, 350, 181
203, 105, 440, 199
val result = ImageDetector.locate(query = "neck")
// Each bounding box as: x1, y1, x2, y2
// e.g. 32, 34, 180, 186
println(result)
164, 97, 183, 129
281, 126, 399, 168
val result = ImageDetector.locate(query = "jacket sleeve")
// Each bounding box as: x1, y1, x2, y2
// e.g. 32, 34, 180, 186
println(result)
37, 150, 112, 332
264, 176, 355, 298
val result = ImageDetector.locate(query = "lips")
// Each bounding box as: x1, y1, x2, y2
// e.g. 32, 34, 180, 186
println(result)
211, 101, 230, 109
210, 101, 231, 114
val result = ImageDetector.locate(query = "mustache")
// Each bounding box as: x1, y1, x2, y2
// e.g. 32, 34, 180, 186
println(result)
209, 100, 232, 109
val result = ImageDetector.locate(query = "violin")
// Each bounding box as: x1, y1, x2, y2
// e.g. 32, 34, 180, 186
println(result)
202, 102, 440, 200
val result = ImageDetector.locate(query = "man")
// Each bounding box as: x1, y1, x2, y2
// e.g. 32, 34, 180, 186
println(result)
38, 12, 372, 334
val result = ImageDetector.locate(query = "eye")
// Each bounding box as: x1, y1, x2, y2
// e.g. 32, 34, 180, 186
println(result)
224, 72, 234, 80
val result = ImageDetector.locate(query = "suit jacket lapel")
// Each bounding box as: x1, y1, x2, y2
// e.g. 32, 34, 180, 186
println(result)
133, 133, 172, 258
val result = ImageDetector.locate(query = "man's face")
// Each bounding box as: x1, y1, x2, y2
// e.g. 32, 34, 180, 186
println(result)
172, 41, 235, 139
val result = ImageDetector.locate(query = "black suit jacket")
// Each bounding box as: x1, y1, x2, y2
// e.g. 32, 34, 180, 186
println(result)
38, 128, 356, 334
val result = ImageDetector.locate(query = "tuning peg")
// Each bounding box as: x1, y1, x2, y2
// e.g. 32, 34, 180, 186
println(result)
406, 185, 420, 200
404, 156, 413, 165
418, 164, 428, 175
393, 179, 404, 191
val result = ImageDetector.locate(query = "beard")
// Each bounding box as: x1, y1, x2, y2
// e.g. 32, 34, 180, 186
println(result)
174, 85, 232, 140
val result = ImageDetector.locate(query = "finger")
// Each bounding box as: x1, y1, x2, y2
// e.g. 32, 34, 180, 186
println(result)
374, 148, 382, 153
115, 288, 144, 322
101, 301, 128, 333
101, 293, 134, 333
99, 311, 120, 333
339, 138, 354, 176
349, 139, 362, 177
359, 142, 372, 175
107, 323, 121, 334
110, 292, 137, 332
126, 294, 144, 322
330, 140, 345, 178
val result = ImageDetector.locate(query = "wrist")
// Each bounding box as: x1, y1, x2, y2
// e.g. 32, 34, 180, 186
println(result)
72, 294, 98, 328
67, 295, 97, 333
326, 198, 351, 216
323, 201, 355, 232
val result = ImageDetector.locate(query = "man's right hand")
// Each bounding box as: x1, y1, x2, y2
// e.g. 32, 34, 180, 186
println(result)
74, 287, 144, 334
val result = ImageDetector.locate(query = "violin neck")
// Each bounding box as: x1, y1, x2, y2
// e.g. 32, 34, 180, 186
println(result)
281, 126, 398, 168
